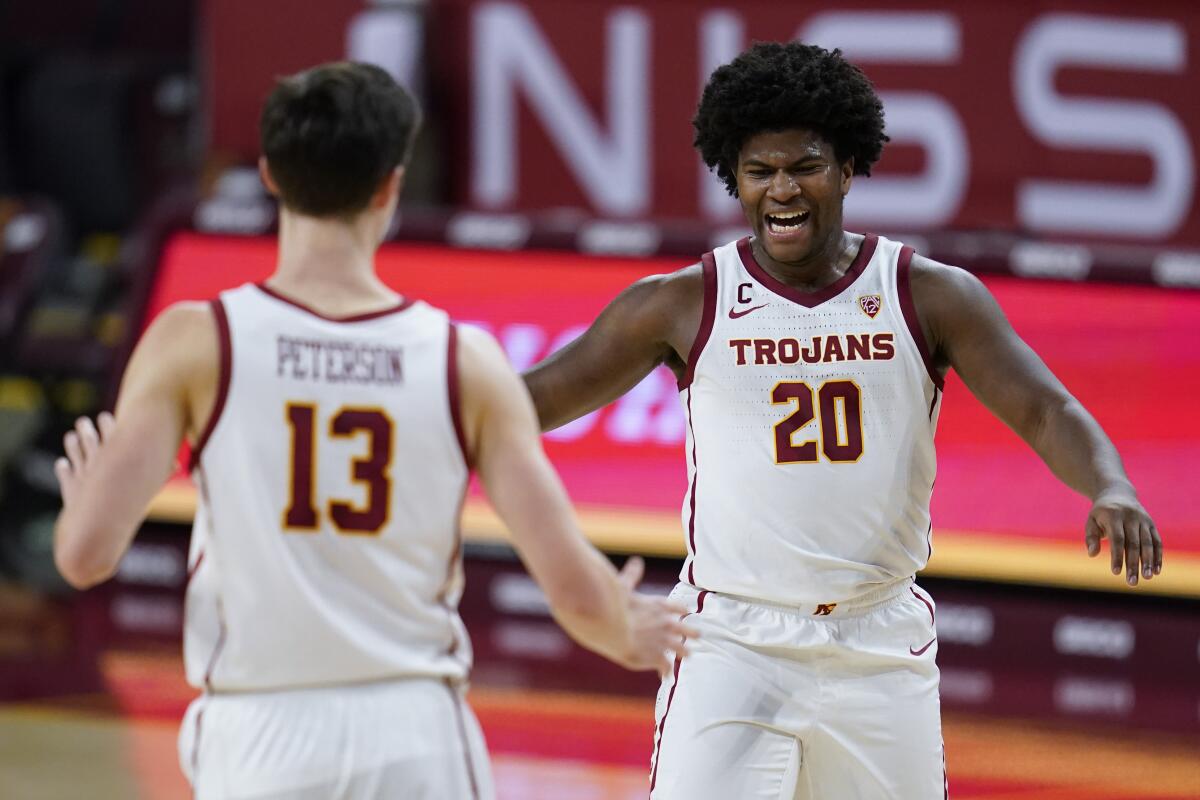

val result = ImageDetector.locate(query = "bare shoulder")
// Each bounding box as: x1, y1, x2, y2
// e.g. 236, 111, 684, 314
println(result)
135, 301, 219, 373
909, 254, 986, 301
456, 323, 509, 375
616, 262, 703, 316
908, 254, 998, 323
600, 262, 705, 352
908, 254, 1010, 360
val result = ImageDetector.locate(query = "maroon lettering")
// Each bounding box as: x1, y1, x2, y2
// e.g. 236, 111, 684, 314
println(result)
329, 408, 394, 535
777, 338, 800, 364
822, 336, 846, 363
801, 336, 823, 364
754, 338, 778, 365
737, 283, 753, 304
771, 382, 818, 463
729, 338, 752, 366
846, 334, 872, 361
872, 333, 895, 360
819, 381, 864, 462
283, 403, 319, 529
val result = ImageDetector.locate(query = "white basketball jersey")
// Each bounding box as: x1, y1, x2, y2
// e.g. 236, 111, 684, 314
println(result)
679, 235, 943, 607
184, 284, 471, 692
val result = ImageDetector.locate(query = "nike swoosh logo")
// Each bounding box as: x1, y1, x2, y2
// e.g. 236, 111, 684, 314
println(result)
909, 638, 936, 656
728, 303, 767, 319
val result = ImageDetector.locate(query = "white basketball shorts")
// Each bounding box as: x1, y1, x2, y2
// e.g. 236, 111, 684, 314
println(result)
650, 580, 947, 799
178, 677, 494, 799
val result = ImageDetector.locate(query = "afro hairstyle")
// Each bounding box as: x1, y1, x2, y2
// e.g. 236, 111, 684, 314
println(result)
693, 41, 888, 196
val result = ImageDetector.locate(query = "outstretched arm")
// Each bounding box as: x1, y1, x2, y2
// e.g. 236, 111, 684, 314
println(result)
523, 266, 703, 431
54, 303, 216, 588
913, 258, 1162, 585
458, 324, 697, 673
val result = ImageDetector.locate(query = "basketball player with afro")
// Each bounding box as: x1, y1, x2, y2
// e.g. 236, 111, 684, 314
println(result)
524, 41, 1162, 798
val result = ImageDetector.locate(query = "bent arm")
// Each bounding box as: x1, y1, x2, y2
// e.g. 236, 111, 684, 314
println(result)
915, 259, 1161, 582
54, 303, 216, 588
458, 325, 688, 670
523, 267, 701, 431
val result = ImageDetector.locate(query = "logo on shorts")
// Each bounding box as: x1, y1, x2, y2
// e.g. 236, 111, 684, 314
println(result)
858, 295, 882, 319
813, 603, 837, 616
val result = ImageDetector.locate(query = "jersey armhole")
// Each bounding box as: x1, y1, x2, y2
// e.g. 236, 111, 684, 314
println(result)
896, 246, 945, 391
446, 322, 472, 469
188, 298, 232, 472
677, 252, 718, 391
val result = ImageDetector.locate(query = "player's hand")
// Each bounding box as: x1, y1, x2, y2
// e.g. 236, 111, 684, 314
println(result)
1085, 490, 1162, 586
613, 557, 700, 676
54, 412, 116, 509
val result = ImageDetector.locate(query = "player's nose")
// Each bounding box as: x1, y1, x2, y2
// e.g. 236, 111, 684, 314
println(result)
766, 171, 801, 203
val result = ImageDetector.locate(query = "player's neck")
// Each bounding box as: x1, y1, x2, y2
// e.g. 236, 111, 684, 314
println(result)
269, 210, 399, 311
751, 230, 862, 293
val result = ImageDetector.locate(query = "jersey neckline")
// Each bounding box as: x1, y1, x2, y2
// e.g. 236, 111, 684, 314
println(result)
254, 282, 414, 323
736, 234, 878, 308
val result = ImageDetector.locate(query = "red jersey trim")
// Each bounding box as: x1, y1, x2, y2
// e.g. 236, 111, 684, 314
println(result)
188, 298, 232, 472
649, 589, 709, 794
736, 234, 878, 308
684, 388, 700, 585
896, 246, 945, 390
677, 254, 717, 391
254, 282, 414, 323
447, 323, 471, 468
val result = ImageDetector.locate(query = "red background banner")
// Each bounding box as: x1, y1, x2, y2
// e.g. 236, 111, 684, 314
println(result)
145, 233, 1200, 571
205, 0, 1200, 246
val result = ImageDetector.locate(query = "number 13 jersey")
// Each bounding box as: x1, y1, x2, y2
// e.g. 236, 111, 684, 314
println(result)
679, 234, 944, 607
185, 284, 471, 693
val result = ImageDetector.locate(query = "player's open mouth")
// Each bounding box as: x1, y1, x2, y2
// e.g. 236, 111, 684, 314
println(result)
765, 210, 810, 236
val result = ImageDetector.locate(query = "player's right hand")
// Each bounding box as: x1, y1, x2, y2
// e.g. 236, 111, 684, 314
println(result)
613, 557, 700, 677
54, 412, 116, 509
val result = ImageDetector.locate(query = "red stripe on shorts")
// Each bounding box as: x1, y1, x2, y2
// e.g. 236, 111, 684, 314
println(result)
648, 589, 708, 795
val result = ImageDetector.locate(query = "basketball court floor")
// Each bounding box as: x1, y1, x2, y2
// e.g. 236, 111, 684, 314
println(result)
1, 647, 1197, 799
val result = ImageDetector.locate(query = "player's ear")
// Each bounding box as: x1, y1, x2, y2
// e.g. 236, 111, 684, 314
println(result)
371, 166, 405, 210
840, 157, 854, 197
258, 157, 281, 197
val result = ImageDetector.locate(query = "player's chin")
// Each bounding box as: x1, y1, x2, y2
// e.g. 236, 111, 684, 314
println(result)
759, 230, 815, 264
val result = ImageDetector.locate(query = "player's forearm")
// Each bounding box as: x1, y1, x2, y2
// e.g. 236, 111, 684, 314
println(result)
1029, 397, 1135, 502
481, 447, 631, 657
54, 504, 138, 589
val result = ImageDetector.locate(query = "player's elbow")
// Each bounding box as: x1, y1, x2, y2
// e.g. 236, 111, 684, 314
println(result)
54, 529, 119, 590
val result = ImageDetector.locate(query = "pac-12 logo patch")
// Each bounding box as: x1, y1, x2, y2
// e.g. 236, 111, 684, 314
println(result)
858, 294, 882, 319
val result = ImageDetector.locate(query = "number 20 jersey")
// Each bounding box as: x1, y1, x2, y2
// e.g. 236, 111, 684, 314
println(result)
184, 284, 471, 693
679, 234, 944, 607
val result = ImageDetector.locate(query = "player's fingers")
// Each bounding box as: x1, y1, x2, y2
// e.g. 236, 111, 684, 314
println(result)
1151, 523, 1163, 575
97, 411, 116, 440
663, 601, 690, 616
54, 457, 74, 504
1106, 518, 1124, 576
1084, 516, 1102, 558
76, 417, 100, 460
669, 620, 701, 640
618, 556, 644, 589
665, 638, 691, 661
64, 431, 84, 469
1123, 519, 1140, 586
1138, 522, 1155, 580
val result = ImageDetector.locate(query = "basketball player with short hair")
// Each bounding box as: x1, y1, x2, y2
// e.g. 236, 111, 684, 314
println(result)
523, 42, 1163, 798
52, 62, 696, 799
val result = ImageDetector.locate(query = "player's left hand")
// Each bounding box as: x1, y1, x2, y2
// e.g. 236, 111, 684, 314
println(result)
1085, 490, 1162, 586
54, 412, 116, 509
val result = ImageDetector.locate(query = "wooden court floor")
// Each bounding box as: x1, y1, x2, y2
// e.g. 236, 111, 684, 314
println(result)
2, 680, 1197, 799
